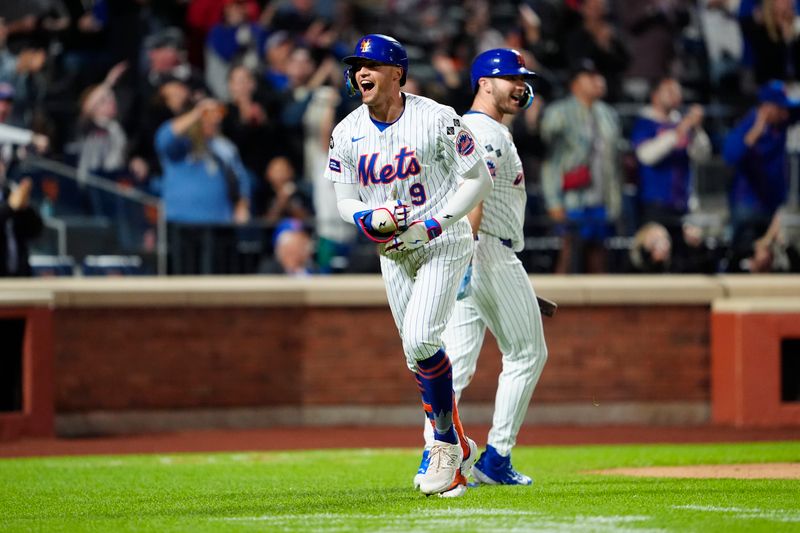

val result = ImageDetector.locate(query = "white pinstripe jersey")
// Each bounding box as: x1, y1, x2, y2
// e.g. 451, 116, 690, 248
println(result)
324, 93, 483, 245
463, 111, 527, 252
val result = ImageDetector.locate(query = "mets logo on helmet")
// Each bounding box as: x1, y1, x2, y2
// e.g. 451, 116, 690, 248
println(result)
360, 39, 372, 53
456, 130, 475, 156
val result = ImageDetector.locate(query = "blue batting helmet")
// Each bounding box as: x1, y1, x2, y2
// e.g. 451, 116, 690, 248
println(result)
343, 34, 408, 95
470, 48, 537, 92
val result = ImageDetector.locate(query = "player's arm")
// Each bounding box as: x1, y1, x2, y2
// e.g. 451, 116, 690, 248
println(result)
467, 202, 483, 237
333, 183, 409, 243
333, 182, 369, 223
464, 129, 506, 237
386, 158, 491, 253
433, 157, 492, 231
385, 109, 492, 253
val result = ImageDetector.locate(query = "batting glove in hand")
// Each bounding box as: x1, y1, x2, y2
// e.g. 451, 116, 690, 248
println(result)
384, 199, 410, 232
353, 199, 409, 243
384, 219, 442, 254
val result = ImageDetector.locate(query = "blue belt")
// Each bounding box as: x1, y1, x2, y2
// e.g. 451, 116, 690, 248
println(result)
476, 234, 513, 248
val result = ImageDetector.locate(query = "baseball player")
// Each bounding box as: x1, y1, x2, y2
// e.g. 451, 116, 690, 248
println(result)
415, 49, 548, 486
324, 34, 493, 497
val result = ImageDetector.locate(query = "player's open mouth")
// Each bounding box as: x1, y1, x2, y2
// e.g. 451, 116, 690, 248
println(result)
360, 81, 375, 94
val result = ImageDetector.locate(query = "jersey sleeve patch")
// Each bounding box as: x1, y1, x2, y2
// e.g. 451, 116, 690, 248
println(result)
486, 158, 497, 178
456, 130, 475, 156
329, 158, 342, 172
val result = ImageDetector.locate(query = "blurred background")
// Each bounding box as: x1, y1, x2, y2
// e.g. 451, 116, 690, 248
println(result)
1, 0, 799, 278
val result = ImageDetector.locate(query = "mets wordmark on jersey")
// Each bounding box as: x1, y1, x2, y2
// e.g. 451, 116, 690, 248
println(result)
324, 93, 483, 230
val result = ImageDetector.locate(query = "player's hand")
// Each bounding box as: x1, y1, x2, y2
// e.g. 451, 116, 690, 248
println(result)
353, 200, 409, 243
384, 218, 442, 254
354, 205, 399, 243
383, 198, 409, 232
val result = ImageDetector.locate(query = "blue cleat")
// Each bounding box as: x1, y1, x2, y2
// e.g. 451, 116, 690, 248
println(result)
412, 449, 430, 489
472, 444, 533, 485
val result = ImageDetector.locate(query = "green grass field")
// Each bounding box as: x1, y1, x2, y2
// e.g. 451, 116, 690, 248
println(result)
1, 441, 799, 532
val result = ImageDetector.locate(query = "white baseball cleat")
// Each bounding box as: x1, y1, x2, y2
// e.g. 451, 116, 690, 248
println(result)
460, 436, 479, 477
417, 441, 463, 495
415, 438, 477, 497
412, 448, 430, 489
438, 471, 468, 498
436, 437, 478, 498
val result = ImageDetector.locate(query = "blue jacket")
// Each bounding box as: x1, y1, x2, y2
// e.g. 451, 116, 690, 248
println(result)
631, 115, 692, 213
206, 23, 267, 62
723, 109, 788, 216
155, 122, 251, 223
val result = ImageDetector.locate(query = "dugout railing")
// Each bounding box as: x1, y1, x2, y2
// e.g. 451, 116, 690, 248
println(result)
12, 152, 794, 276
16, 155, 168, 275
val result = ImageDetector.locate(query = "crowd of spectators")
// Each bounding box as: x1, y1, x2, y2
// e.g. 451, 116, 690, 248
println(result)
0, 0, 799, 276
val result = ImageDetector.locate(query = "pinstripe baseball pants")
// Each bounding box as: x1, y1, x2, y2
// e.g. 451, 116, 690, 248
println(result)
436, 235, 548, 455
380, 222, 473, 372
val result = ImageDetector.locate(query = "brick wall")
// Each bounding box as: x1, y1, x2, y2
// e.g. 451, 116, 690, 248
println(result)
53, 305, 710, 413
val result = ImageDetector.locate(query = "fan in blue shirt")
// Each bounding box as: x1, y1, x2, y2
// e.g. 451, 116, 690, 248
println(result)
723, 80, 797, 260
631, 77, 711, 230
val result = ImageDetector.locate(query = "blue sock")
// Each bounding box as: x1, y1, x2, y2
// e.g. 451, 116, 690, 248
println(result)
414, 375, 435, 430
415, 349, 457, 445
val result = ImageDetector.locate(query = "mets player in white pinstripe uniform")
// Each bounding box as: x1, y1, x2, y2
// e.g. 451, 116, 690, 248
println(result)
416, 48, 548, 487
324, 34, 493, 497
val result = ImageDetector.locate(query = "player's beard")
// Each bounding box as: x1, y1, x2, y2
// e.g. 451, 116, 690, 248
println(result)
490, 79, 523, 115
496, 91, 521, 116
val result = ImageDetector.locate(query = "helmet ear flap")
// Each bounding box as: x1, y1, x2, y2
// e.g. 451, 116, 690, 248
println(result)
517, 82, 535, 110
344, 67, 360, 97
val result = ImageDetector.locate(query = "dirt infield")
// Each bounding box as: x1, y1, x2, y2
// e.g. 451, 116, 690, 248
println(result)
1, 425, 799, 458
591, 463, 800, 479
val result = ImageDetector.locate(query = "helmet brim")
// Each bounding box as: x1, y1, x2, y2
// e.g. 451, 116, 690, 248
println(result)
342, 55, 364, 66
473, 68, 538, 92
343, 55, 399, 68
496, 67, 538, 79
